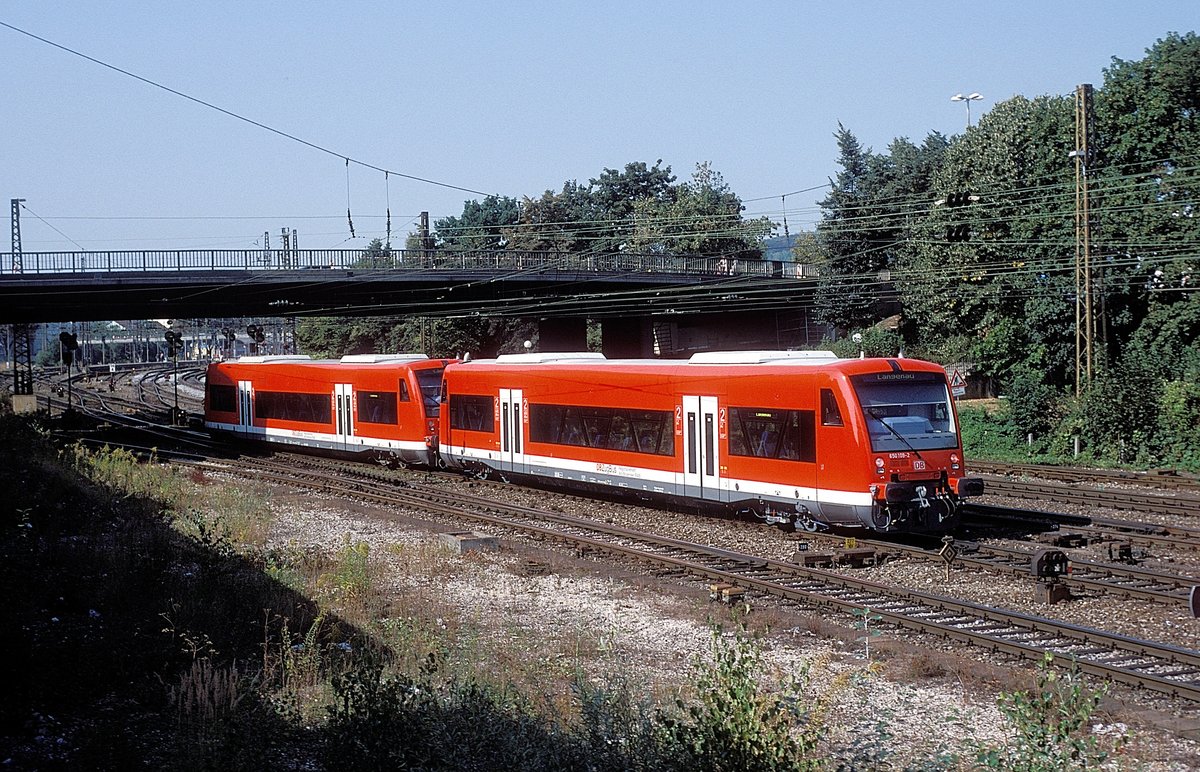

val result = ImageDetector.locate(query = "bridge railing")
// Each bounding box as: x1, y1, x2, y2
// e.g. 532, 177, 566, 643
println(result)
0, 249, 804, 278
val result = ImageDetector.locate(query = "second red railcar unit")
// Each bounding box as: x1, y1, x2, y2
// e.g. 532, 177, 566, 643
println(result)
439, 351, 983, 533
204, 354, 450, 465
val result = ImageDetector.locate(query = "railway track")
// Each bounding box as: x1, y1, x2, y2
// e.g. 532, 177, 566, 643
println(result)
789, 529, 1200, 607
960, 541, 1199, 605
972, 460, 1200, 493
965, 502, 1200, 552
295, 456, 1200, 608
190, 453, 1200, 703
978, 476, 1200, 520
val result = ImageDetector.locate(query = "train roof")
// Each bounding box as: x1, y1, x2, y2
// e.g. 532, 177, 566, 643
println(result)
212, 353, 448, 370
465, 350, 841, 367
454, 350, 945, 375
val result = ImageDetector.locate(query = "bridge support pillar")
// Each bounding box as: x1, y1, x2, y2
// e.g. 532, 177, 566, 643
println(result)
600, 317, 646, 359
537, 317, 588, 352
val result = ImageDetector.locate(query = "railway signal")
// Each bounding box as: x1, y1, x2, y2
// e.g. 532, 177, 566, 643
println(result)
58, 331, 80, 410
1031, 548, 1072, 604
164, 330, 184, 425
58, 331, 78, 365
247, 324, 265, 355
164, 330, 183, 358
220, 327, 237, 357
945, 224, 971, 243
938, 192, 978, 243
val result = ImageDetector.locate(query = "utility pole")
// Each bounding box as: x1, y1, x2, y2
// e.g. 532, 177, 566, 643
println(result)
417, 211, 433, 268
419, 211, 431, 249
280, 227, 291, 268
10, 199, 35, 408
1072, 84, 1095, 397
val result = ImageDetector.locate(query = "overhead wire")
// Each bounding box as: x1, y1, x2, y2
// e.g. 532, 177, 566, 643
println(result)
0, 20, 493, 198
8, 18, 1197, 263
14, 202, 87, 251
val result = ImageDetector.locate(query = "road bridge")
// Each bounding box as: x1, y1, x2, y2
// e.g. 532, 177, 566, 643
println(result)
0, 247, 814, 324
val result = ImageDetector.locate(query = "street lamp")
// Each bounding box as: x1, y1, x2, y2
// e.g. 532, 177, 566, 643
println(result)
950, 92, 983, 128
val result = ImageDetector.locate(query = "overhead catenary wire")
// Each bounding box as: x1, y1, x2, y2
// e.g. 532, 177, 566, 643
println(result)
16, 147, 1198, 253
0, 20, 493, 198
7, 15, 1196, 265
16, 202, 87, 251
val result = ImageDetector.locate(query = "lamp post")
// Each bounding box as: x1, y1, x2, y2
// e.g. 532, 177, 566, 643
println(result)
950, 92, 983, 128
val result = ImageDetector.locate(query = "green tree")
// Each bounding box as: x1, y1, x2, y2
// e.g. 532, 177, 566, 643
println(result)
788, 231, 825, 274
506, 180, 601, 253
352, 238, 395, 269
588, 160, 677, 253
1094, 32, 1200, 365
591, 160, 677, 216
899, 94, 1076, 379
629, 162, 773, 258
295, 314, 538, 360
295, 317, 388, 358
815, 125, 887, 332
433, 195, 521, 251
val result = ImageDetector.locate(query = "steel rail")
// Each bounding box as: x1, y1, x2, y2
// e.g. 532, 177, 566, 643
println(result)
203, 455, 1200, 702
965, 503, 1200, 551
796, 530, 1199, 606
958, 540, 1200, 605
971, 461, 1200, 493
980, 477, 1200, 519
266, 455, 1200, 607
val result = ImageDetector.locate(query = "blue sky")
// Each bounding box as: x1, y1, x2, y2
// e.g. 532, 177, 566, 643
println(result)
1, 2, 1195, 252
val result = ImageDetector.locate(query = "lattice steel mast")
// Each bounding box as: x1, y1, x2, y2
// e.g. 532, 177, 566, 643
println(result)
10, 198, 33, 398
1073, 84, 1095, 397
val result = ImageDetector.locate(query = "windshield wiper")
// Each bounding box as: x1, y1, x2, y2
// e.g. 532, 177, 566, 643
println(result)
866, 408, 925, 461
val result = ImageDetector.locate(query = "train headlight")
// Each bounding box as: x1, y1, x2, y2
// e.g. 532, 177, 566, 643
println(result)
874, 457, 885, 475
950, 453, 960, 470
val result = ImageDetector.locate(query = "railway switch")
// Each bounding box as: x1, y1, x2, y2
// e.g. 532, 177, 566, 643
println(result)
792, 551, 835, 568
1107, 542, 1138, 565
836, 547, 878, 568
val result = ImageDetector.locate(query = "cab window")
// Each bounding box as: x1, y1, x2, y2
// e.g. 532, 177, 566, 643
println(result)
821, 389, 843, 426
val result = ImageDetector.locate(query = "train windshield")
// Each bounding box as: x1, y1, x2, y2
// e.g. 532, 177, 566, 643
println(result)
850, 373, 958, 452
414, 368, 445, 417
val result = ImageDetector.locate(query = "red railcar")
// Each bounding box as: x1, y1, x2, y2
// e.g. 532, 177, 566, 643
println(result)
204, 354, 451, 465
439, 351, 983, 533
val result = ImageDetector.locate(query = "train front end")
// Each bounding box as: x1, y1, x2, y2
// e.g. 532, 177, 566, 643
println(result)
847, 366, 983, 533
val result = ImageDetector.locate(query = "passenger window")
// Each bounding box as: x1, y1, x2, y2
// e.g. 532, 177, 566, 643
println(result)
727, 407, 815, 463
821, 389, 844, 427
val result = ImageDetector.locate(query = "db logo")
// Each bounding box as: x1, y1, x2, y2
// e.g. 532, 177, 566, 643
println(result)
913, 460, 927, 471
